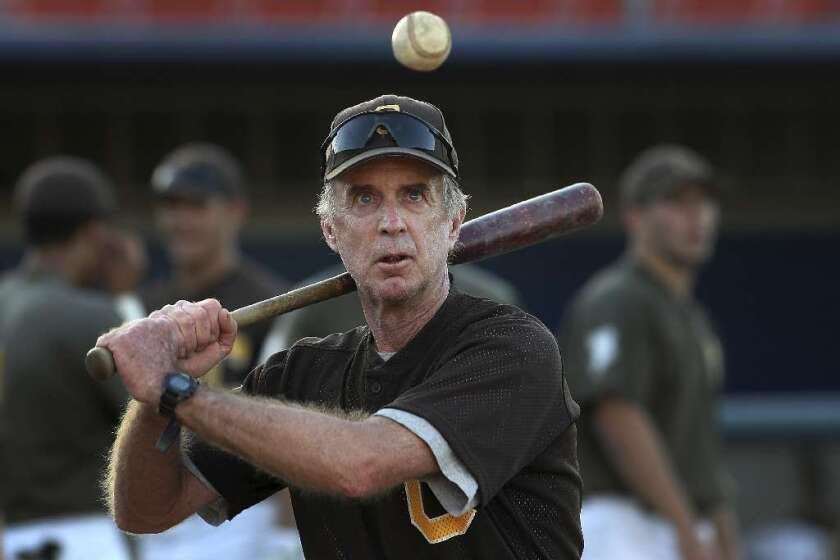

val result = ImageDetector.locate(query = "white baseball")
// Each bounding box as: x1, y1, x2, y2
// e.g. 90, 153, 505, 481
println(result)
391, 11, 452, 72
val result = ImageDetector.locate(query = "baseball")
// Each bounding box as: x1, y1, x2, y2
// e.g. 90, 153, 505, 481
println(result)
391, 11, 452, 72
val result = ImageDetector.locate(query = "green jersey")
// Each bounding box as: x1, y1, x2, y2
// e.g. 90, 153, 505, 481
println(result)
558, 257, 728, 514
0, 266, 127, 523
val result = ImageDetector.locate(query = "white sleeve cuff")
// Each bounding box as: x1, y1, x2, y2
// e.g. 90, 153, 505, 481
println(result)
375, 408, 479, 516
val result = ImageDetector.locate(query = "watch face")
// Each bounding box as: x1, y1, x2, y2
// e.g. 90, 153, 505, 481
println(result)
170, 375, 192, 391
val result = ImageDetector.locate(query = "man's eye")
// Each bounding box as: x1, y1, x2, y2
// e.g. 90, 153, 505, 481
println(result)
358, 193, 374, 204
407, 189, 424, 202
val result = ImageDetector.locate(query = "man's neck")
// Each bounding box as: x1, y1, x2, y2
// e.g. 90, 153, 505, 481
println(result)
362, 273, 450, 353
633, 245, 695, 299
174, 248, 239, 295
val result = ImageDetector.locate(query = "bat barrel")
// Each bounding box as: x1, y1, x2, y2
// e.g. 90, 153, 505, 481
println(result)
452, 182, 602, 265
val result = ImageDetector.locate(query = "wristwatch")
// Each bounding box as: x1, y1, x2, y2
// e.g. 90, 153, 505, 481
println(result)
158, 372, 199, 418
155, 372, 199, 452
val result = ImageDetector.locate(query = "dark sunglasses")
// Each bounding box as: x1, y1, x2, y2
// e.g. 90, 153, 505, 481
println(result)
321, 112, 458, 180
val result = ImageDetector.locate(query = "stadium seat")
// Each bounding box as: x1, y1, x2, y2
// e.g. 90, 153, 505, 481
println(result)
363, 0, 458, 25
655, 0, 840, 25
248, 0, 348, 24
11, 0, 112, 20
142, 0, 228, 23
464, 0, 622, 26
654, 0, 761, 25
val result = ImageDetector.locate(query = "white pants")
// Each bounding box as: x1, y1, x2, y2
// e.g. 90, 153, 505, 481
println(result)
581, 496, 715, 560
137, 500, 303, 560
3, 514, 130, 560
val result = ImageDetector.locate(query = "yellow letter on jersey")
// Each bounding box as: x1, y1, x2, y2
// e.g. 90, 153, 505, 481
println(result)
405, 480, 476, 544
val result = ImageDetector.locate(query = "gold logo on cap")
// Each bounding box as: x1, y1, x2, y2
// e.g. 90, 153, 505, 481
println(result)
375, 125, 389, 136
374, 104, 401, 112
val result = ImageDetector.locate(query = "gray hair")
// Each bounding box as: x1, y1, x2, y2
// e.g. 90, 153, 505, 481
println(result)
315, 174, 468, 222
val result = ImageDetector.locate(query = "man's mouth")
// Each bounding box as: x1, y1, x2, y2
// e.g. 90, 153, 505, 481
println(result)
377, 253, 412, 265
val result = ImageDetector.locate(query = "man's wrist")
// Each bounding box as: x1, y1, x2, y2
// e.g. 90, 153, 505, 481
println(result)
155, 372, 199, 452
158, 372, 200, 418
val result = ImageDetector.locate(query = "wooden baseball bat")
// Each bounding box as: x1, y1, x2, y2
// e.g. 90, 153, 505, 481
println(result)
86, 182, 602, 380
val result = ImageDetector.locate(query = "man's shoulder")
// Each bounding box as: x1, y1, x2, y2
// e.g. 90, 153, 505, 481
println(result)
0, 268, 25, 303
454, 291, 542, 327
18, 278, 113, 314
450, 291, 557, 350
290, 326, 368, 354
571, 259, 656, 313
3, 280, 118, 343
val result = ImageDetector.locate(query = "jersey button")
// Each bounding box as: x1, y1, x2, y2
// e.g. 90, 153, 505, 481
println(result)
370, 380, 382, 395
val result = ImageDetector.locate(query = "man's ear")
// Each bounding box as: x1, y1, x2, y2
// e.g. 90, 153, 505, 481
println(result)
447, 207, 465, 249
321, 219, 339, 252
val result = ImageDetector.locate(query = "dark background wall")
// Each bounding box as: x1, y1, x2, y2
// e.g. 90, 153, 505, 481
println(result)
1, 4, 839, 395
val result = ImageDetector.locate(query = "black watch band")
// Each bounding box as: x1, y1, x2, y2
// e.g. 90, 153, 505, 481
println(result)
155, 372, 199, 453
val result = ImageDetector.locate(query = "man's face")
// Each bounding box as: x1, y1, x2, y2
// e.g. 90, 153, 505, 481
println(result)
155, 195, 242, 269
321, 158, 463, 305
635, 184, 720, 268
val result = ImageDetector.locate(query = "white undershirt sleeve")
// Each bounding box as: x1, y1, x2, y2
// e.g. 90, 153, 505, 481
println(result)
375, 408, 479, 516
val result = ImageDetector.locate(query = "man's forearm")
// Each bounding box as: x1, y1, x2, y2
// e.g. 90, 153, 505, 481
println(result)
712, 507, 740, 560
108, 400, 194, 532
594, 399, 698, 534
177, 386, 434, 498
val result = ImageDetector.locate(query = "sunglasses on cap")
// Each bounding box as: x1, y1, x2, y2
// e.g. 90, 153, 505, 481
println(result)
321, 112, 458, 181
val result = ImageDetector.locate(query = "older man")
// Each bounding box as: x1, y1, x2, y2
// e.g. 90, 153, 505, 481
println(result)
98, 95, 582, 559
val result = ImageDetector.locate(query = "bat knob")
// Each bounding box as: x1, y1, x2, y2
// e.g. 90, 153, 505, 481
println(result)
86, 347, 116, 381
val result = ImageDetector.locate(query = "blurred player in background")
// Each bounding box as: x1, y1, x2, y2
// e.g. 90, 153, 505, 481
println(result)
259, 262, 523, 360
0, 157, 143, 560
137, 142, 299, 560
559, 145, 739, 560
142, 142, 288, 387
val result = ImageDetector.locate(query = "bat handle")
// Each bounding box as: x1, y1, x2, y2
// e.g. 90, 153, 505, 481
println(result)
86, 347, 116, 381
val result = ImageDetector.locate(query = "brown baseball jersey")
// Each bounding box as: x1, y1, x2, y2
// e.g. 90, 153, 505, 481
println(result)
189, 289, 583, 559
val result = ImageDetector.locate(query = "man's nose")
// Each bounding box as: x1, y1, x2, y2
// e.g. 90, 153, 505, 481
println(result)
378, 202, 407, 234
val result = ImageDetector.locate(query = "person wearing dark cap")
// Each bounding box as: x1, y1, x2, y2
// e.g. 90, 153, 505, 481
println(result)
0, 156, 139, 559
558, 145, 739, 560
142, 142, 287, 389
137, 142, 296, 560
96, 95, 583, 559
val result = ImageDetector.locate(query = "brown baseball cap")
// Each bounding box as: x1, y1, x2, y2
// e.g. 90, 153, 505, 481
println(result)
620, 144, 718, 207
321, 94, 459, 182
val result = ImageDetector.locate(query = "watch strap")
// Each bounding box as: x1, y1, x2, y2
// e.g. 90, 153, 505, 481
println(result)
155, 372, 199, 453
155, 417, 182, 452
